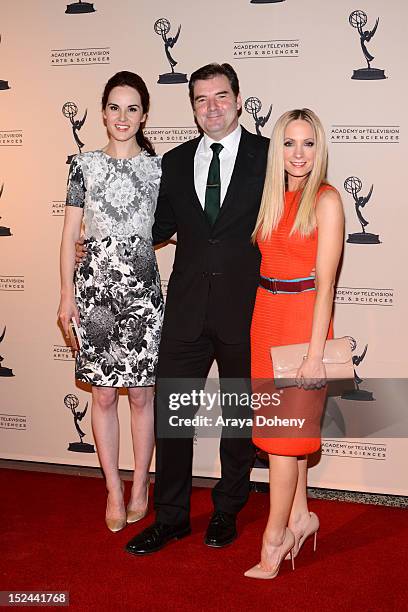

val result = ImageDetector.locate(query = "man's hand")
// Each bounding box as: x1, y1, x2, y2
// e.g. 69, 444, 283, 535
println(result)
75, 237, 87, 265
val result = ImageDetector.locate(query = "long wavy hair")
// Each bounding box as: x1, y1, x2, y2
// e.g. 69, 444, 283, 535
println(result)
252, 108, 328, 242
101, 71, 155, 156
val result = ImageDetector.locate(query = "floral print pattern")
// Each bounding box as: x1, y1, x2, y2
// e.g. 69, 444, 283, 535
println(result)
66, 150, 164, 387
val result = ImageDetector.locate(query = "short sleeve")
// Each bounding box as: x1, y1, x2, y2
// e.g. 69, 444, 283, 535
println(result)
66, 156, 86, 208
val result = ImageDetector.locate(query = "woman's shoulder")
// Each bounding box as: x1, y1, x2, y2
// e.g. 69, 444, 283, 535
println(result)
142, 151, 162, 166
138, 151, 162, 178
70, 150, 103, 166
77, 150, 102, 159
317, 183, 342, 204
315, 183, 344, 220
318, 183, 339, 196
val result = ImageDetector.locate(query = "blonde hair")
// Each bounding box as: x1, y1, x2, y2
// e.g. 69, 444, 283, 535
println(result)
252, 108, 328, 242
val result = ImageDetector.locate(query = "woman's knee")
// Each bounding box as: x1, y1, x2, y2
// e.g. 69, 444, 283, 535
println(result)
128, 387, 153, 411
92, 387, 118, 412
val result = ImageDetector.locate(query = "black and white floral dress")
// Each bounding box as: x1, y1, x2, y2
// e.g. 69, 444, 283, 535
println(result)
66, 150, 164, 387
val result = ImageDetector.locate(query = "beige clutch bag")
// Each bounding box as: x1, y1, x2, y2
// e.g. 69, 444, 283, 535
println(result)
270, 337, 353, 388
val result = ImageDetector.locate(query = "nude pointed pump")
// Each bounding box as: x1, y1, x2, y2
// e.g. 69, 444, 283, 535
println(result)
285, 511, 319, 560
105, 516, 127, 533
126, 478, 150, 524
105, 481, 126, 532
244, 528, 295, 579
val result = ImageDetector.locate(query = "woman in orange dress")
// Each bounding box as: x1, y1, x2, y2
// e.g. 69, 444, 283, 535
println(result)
245, 109, 344, 579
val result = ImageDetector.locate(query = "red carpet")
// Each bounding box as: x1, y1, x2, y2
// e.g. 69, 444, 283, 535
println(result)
1, 468, 407, 611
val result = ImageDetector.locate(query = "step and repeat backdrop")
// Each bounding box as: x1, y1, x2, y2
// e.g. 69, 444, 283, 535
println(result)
1, 0, 407, 494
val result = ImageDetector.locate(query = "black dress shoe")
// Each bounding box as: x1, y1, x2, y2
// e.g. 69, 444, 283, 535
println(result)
204, 511, 237, 548
125, 521, 191, 555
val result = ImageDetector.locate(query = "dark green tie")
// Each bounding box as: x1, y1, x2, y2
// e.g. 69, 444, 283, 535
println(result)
204, 142, 223, 226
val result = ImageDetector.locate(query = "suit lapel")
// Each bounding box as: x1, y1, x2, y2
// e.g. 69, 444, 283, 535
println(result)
183, 137, 208, 223
215, 128, 253, 226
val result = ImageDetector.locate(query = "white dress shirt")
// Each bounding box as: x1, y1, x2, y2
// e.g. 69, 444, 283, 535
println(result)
194, 124, 242, 208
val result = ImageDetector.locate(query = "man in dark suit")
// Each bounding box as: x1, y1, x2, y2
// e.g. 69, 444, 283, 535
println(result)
126, 63, 269, 555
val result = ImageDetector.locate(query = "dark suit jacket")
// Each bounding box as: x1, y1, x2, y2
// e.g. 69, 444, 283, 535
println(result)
153, 126, 269, 343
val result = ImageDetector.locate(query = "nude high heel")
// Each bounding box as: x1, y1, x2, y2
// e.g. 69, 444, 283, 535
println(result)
105, 515, 127, 533
126, 477, 150, 524
105, 481, 126, 533
285, 511, 319, 560
244, 528, 295, 579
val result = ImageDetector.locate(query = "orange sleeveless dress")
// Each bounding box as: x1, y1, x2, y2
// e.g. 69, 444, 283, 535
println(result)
250, 186, 334, 456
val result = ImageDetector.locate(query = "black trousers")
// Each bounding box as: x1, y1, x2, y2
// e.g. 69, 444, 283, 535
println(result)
153, 303, 255, 525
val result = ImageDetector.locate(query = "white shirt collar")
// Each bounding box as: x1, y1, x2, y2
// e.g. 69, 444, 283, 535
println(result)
202, 124, 242, 155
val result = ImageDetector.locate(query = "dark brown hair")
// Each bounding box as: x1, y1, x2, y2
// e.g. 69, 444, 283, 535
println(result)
102, 71, 155, 156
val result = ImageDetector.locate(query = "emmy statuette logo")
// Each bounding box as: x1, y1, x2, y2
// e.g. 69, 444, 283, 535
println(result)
0, 327, 14, 377
341, 338, 374, 401
0, 184, 12, 236
349, 10, 386, 80
154, 18, 188, 84
244, 97, 272, 136
344, 176, 381, 244
64, 394, 95, 452
62, 102, 87, 164
0, 35, 10, 90
65, 0, 96, 14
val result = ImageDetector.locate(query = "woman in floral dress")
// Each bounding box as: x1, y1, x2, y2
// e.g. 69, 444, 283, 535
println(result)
58, 72, 164, 532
